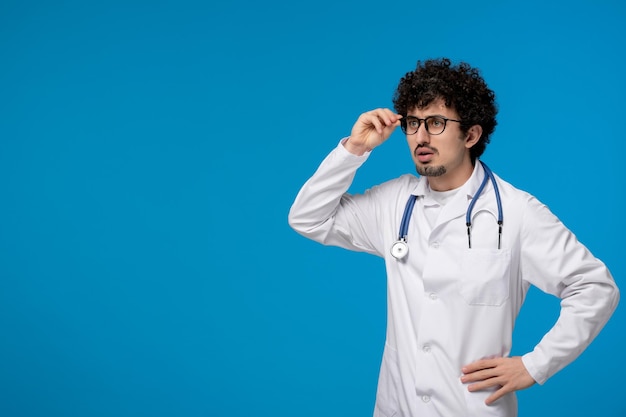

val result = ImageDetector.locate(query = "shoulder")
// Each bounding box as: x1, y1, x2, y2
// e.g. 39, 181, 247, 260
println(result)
492, 172, 537, 205
365, 173, 421, 197
346, 174, 421, 215
491, 172, 559, 224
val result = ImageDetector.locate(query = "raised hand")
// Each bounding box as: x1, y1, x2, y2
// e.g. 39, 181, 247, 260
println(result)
344, 108, 402, 155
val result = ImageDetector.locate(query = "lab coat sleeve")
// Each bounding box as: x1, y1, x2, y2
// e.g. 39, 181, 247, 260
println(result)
288, 140, 386, 256
519, 196, 619, 385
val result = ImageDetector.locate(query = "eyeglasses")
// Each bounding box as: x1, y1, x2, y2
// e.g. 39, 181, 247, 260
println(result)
400, 115, 462, 135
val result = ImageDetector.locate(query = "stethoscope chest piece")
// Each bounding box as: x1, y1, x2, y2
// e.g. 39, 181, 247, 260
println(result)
391, 239, 409, 259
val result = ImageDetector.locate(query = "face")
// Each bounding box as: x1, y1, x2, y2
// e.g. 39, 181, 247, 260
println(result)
405, 98, 480, 191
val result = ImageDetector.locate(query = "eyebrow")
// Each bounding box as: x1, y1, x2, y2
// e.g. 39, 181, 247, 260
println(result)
406, 114, 446, 118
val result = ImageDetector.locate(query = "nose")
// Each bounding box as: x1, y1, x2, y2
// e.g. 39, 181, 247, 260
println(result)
414, 123, 430, 146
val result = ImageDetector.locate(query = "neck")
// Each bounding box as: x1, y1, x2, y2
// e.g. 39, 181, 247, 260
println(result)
427, 161, 475, 191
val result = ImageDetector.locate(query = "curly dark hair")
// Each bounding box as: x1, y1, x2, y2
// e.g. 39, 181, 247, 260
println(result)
392, 58, 497, 161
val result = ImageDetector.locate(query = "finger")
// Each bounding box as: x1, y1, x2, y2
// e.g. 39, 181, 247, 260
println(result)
466, 375, 503, 392
383, 119, 400, 132
379, 108, 398, 125
461, 371, 494, 383
386, 111, 404, 126
485, 385, 510, 405
462, 358, 499, 374
461, 368, 497, 383
362, 113, 386, 134
372, 108, 402, 126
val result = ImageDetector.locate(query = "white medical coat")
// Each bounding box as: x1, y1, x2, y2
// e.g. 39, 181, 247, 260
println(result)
288, 142, 619, 417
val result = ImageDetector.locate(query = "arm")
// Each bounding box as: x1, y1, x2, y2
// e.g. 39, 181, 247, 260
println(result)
461, 196, 619, 404
518, 197, 619, 384
288, 109, 402, 250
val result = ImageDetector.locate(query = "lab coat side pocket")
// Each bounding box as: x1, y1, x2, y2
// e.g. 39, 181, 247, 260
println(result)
374, 343, 401, 417
459, 249, 511, 306
461, 379, 517, 417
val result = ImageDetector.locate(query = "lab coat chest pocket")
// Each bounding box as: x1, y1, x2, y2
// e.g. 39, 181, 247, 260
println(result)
459, 248, 511, 306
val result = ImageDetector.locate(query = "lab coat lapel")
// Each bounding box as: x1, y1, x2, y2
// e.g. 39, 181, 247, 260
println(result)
432, 162, 487, 229
469, 177, 499, 220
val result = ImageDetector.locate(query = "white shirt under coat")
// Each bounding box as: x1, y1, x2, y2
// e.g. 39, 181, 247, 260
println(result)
288, 141, 619, 417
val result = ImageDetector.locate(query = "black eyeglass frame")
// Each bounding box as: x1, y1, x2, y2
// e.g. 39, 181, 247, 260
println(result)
400, 115, 463, 136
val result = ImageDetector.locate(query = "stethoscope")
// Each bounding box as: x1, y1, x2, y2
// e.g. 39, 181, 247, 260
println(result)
390, 161, 503, 260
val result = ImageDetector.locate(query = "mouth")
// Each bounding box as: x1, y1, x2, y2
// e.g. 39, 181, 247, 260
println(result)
415, 147, 435, 163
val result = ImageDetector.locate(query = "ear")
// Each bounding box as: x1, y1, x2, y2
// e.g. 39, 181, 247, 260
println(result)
464, 125, 483, 149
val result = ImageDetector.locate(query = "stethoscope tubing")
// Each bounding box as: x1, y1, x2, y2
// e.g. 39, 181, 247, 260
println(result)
399, 194, 418, 241
392, 161, 503, 259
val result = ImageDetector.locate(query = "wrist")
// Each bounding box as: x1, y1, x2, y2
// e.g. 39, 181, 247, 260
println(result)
343, 137, 370, 156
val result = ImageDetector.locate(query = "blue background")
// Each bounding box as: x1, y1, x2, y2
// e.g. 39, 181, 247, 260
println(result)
1, 0, 624, 416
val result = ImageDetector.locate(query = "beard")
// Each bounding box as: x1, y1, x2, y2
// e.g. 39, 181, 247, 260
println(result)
416, 165, 446, 177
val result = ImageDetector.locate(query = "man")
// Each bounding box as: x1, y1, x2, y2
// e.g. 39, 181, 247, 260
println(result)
287, 58, 619, 417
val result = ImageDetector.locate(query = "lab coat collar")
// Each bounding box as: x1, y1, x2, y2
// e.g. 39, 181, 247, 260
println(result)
410, 161, 498, 225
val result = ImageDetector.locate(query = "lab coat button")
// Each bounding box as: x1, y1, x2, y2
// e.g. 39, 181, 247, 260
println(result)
431, 241, 440, 248
422, 344, 431, 353
429, 293, 438, 300
422, 395, 431, 403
